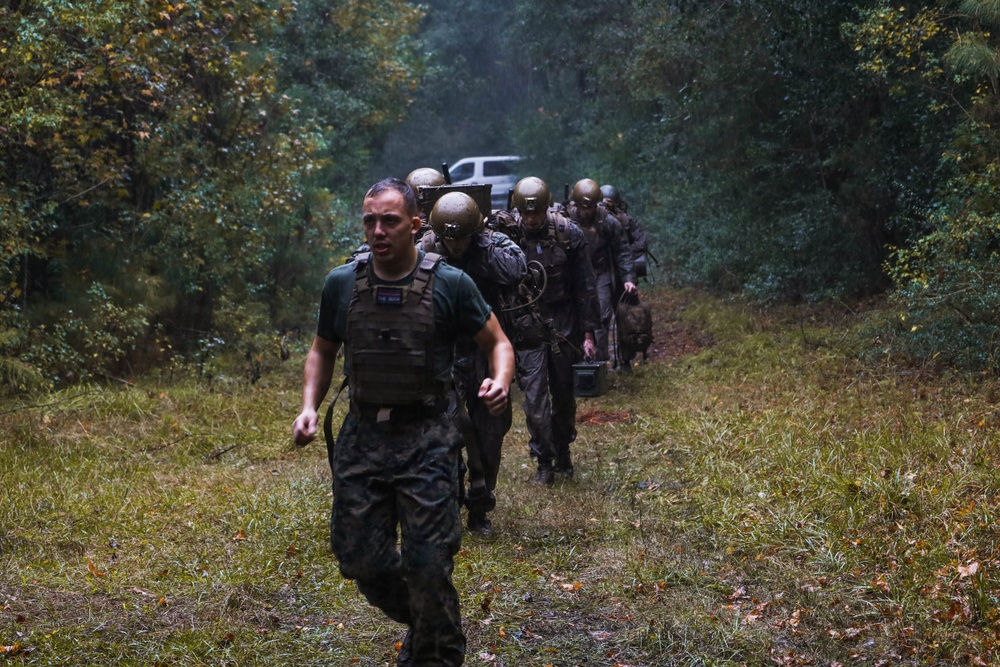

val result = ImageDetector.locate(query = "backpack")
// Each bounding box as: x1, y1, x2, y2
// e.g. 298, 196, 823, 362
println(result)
615, 293, 653, 360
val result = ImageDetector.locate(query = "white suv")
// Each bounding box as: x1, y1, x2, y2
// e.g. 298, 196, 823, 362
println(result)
447, 155, 523, 210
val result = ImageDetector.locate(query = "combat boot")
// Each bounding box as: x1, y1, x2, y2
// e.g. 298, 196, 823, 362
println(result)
467, 510, 492, 534
533, 459, 554, 486
554, 451, 574, 480
396, 628, 413, 666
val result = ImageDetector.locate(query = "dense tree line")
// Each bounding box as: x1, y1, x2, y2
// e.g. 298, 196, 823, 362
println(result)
380, 0, 1000, 372
1, 0, 423, 387
4, 0, 1000, 387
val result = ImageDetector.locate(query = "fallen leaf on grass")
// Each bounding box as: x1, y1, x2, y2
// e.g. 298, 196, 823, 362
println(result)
233, 529, 248, 541
870, 576, 890, 593
958, 561, 980, 578
1, 644, 34, 656
87, 559, 106, 577
576, 409, 630, 425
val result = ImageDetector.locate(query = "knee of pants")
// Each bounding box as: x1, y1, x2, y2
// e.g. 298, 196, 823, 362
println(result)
402, 538, 460, 578
335, 544, 401, 582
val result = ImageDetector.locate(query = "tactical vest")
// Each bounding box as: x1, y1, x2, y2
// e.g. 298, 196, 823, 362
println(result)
346, 252, 446, 407
522, 214, 572, 305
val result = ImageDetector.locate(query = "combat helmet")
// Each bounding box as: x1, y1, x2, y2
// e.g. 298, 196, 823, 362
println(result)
429, 191, 484, 240
600, 184, 622, 206
406, 167, 447, 194
571, 178, 602, 207
512, 177, 550, 214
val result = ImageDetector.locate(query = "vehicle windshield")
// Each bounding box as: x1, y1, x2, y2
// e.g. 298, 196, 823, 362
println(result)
449, 162, 475, 181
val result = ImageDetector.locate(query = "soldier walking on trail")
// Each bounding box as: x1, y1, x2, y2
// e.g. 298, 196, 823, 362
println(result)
601, 183, 652, 372
566, 178, 637, 365
292, 178, 514, 667
601, 184, 649, 279
420, 191, 528, 533
497, 176, 600, 483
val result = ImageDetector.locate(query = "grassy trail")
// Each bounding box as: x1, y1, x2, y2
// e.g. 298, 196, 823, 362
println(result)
3, 287, 999, 665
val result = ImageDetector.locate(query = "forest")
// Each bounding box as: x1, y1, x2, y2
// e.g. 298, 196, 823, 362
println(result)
7, 2, 1000, 665
3, 0, 1000, 382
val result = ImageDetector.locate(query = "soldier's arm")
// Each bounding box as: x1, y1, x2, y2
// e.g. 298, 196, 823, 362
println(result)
570, 231, 602, 337
482, 232, 528, 286
629, 216, 649, 254
473, 313, 515, 416
292, 336, 341, 446
610, 215, 637, 286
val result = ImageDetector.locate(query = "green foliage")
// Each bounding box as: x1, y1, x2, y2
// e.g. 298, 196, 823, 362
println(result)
863, 0, 1000, 371
0, 0, 424, 384
11, 282, 152, 384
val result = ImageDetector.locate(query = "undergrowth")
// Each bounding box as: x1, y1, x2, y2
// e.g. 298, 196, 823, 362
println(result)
3, 288, 999, 665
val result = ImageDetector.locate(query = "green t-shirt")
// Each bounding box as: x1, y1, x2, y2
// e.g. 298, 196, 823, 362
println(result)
316, 251, 492, 381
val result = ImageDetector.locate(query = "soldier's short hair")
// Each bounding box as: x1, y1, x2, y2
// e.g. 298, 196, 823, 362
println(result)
365, 177, 418, 217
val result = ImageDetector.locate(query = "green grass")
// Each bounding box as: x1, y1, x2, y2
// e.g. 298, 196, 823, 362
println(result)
3, 288, 1000, 665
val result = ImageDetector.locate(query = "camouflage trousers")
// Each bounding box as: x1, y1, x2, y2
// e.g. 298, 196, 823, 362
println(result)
516, 340, 580, 468
329, 410, 466, 666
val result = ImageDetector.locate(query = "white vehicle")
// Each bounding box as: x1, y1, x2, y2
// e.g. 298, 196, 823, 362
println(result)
447, 155, 523, 210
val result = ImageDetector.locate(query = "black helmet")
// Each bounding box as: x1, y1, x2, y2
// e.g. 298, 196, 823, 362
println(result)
600, 184, 622, 205
571, 178, 602, 207
512, 177, 550, 214
429, 192, 484, 239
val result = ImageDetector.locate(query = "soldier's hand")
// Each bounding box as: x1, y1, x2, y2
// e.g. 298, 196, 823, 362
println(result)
583, 336, 597, 361
292, 408, 319, 447
477, 377, 510, 416
623, 281, 638, 294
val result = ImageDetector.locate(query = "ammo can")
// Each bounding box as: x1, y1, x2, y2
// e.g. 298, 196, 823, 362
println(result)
573, 361, 608, 397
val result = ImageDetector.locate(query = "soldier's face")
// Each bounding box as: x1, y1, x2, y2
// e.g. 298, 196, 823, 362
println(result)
362, 190, 421, 263
577, 200, 596, 222
522, 210, 546, 230
443, 236, 472, 257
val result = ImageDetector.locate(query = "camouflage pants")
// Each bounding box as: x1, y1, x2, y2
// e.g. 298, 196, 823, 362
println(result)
329, 411, 466, 666
516, 340, 579, 468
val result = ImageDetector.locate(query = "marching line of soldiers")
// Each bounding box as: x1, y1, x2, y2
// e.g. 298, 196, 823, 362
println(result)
291, 170, 652, 667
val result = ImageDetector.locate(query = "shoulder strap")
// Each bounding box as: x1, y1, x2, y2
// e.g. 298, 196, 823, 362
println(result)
410, 252, 443, 300
351, 252, 372, 306
548, 213, 571, 247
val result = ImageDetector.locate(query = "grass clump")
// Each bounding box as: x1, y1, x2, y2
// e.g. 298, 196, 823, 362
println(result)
3, 288, 1000, 665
